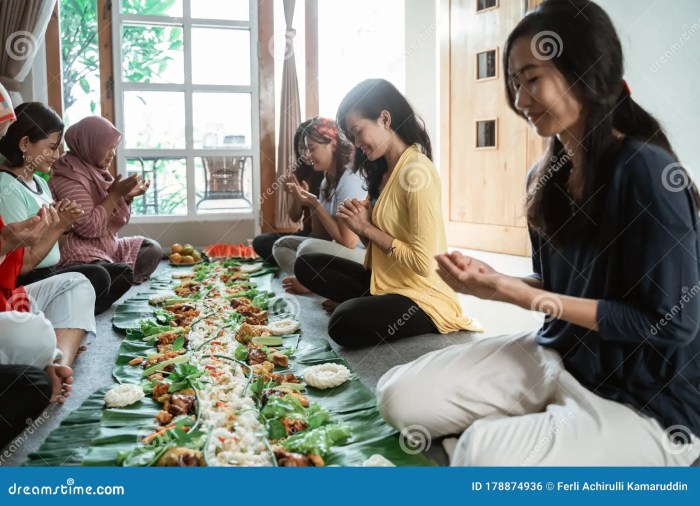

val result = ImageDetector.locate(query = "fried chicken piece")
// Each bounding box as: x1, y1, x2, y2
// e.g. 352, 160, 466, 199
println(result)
270, 352, 288, 368
128, 356, 144, 366
157, 447, 204, 467
235, 323, 266, 344
274, 450, 315, 467
168, 394, 195, 417
145, 350, 185, 366
230, 297, 252, 309
155, 410, 173, 425
155, 330, 184, 346
268, 372, 300, 384
152, 382, 170, 400
248, 347, 268, 365
173, 281, 200, 298
244, 311, 268, 326
280, 417, 307, 435
252, 361, 275, 376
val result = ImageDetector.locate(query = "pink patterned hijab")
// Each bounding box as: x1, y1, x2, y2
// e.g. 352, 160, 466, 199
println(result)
51, 116, 122, 195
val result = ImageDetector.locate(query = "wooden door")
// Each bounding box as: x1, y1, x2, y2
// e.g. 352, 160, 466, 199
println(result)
440, 0, 544, 256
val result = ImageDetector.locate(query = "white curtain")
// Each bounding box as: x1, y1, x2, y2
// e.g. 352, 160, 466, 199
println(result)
0, 0, 57, 104
275, 0, 302, 229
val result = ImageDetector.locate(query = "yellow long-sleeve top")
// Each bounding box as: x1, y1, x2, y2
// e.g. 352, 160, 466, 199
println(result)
365, 145, 482, 333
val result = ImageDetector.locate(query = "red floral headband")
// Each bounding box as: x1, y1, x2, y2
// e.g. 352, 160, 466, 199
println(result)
311, 117, 338, 140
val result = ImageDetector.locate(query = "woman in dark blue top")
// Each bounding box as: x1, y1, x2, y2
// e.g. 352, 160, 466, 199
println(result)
376, 0, 700, 465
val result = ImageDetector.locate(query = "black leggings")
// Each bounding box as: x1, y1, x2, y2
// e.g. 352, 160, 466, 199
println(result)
253, 230, 311, 266
295, 253, 438, 348
0, 365, 51, 449
18, 262, 134, 315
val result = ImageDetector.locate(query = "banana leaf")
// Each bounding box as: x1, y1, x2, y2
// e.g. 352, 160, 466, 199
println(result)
112, 271, 276, 331
23, 387, 109, 467
33, 266, 436, 467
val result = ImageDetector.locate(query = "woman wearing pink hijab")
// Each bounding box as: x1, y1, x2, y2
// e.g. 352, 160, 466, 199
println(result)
50, 116, 162, 286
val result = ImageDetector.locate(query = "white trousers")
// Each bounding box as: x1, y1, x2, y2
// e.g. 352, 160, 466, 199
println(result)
0, 273, 96, 368
272, 236, 366, 275
376, 331, 700, 466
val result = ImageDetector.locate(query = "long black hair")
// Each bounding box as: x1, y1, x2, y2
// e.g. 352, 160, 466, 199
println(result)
291, 119, 323, 197
504, 0, 699, 244
0, 102, 64, 167
336, 79, 432, 201
301, 117, 354, 202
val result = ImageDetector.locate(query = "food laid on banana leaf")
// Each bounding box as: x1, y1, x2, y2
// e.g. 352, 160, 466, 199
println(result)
108, 260, 350, 467
26, 259, 436, 468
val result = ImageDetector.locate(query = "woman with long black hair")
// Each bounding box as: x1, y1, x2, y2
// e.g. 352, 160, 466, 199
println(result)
377, 0, 700, 465
252, 120, 324, 264
295, 79, 480, 347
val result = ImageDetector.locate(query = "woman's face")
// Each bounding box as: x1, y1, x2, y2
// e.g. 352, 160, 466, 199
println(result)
304, 137, 336, 172
344, 110, 392, 161
508, 36, 585, 139
98, 145, 117, 168
21, 131, 63, 173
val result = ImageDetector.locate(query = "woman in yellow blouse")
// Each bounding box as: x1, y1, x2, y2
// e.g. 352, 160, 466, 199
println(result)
295, 79, 481, 347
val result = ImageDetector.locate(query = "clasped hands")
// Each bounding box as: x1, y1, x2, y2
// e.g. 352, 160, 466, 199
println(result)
0, 203, 77, 253
336, 198, 372, 236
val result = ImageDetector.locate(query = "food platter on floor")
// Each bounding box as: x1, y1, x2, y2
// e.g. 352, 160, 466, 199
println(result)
25, 261, 436, 468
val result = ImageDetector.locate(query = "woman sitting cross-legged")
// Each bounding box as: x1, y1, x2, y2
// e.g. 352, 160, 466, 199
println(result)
252, 119, 325, 266
0, 89, 93, 446
272, 117, 367, 294
295, 79, 481, 347
49, 116, 162, 285
0, 103, 141, 314
0, 208, 96, 407
376, 0, 700, 466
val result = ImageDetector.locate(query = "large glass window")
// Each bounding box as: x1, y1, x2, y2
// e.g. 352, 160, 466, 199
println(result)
113, 0, 258, 219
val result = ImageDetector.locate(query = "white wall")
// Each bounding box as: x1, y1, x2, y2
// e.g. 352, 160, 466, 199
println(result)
405, 0, 700, 176
404, 0, 439, 168
598, 0, 700, 175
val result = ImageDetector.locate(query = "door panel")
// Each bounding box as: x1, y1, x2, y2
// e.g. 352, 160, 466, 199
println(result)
443, 0, 544, 256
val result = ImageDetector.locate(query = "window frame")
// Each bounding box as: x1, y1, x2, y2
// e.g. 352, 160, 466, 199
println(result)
111, 0, 260, 225
475, 118, 499, 150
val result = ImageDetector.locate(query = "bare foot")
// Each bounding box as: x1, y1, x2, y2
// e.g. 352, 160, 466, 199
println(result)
75, 344, 88, 358
281, 276, 311, 294
321, 299, 339, 313
45, 364, 74, 404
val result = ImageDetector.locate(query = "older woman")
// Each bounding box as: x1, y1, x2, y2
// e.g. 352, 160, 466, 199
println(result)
50, 116, 162, 285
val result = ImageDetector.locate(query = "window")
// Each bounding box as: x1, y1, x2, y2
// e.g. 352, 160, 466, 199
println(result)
476, 119, 497, 148
112, 0, 258, 220
60, 0, 101, 124
476, 49, 497, 80
317, 0, 405, 118
476, 0, 498, 12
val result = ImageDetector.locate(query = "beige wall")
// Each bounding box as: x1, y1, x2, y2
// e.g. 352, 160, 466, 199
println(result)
404, 0, 439, 168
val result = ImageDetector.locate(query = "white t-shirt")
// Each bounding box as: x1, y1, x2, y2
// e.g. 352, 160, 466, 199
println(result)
318, 169, 367, 249
319, 169, 366, 216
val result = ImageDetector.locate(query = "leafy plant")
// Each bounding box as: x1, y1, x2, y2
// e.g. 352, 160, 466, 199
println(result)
60, 0, 182, 112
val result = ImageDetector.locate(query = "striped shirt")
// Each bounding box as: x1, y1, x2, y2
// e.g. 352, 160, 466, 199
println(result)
49, 174, 143, 268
